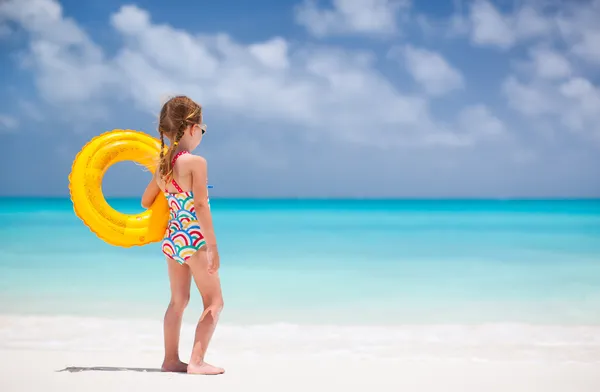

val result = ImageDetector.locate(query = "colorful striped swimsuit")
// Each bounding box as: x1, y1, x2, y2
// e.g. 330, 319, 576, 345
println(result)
161, 151, 207, 264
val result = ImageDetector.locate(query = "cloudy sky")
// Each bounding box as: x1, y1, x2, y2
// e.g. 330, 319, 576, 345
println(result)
0, 0, 599, 198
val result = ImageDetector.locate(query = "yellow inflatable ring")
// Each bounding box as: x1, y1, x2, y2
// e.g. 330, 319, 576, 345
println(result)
69, 129, 168, 247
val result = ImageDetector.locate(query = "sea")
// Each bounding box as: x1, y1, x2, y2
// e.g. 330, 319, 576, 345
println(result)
1, 198, 600, 327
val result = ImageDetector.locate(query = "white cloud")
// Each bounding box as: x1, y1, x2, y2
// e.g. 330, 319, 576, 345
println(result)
527, 46, 571, 80
0, 114, 19, 132
503, 75, 600, 140
419, 104, 507, 147
511, 5, 552, 41
457, 104, 506, 138
294, 0, 410, 38
448, 0, 600, 144
456, 0, 600, 68
502, 76, 554, 117
248, 37, 290, 70
571, 29, 600, 65
466, 0, 552, 49
394, 45, 464, 97
0, 0, 508, 149
0, 0, 116, 110
558, 78, 600, 133
111, 5, 219, 80
469, 0, 514, 48
556, 0, 600, 65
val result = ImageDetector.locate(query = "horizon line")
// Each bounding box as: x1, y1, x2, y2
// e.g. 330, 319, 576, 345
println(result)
1, 196, 599, 201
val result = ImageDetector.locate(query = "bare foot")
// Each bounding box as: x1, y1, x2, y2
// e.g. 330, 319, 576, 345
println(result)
187, 362, 225, 375
161, 359, 188, 373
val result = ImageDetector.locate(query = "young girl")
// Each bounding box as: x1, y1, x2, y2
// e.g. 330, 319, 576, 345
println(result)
141, 95, 224, 375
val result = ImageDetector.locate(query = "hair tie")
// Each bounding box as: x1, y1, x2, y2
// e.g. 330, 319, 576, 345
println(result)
173, 141, 179, 147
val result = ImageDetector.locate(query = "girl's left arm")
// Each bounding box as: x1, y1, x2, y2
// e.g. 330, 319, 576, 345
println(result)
141, 177, 161, 209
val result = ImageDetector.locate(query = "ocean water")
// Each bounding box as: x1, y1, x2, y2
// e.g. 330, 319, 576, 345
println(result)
1, 198, 599, 326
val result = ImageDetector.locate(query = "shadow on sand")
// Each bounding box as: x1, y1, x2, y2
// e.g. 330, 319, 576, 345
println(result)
57, 366, 163, 373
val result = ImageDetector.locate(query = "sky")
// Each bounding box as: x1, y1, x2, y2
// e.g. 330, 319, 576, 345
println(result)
0, 0, 599, 198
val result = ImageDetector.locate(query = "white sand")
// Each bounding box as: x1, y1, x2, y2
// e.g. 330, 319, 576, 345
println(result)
1, 315, 600, 392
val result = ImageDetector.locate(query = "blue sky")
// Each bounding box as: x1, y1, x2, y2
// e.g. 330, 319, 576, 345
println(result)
0, 0, 599, 198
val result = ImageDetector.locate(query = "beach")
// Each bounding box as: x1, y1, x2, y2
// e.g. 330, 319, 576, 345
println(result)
2, 315, 600, 392
1, 198, 600, 391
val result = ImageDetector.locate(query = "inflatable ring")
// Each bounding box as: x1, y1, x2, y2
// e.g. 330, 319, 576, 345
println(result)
69, 129, 169, 247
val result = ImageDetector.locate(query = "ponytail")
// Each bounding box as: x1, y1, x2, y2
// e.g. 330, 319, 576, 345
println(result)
158, 123, 186, 184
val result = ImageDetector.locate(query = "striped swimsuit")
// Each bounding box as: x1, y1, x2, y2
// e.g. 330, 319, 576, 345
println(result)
161, 151, 207, 264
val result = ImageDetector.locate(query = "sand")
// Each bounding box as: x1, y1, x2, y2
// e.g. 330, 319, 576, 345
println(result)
1, 315, 599, 392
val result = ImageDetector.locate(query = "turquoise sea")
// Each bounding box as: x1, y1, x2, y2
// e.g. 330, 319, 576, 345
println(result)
1, 198, 599, 326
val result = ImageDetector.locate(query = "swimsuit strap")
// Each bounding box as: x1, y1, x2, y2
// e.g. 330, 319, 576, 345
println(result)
170, 151, 189, 192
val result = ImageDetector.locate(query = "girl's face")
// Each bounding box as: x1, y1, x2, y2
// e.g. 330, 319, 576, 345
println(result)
188, 119, 206, 150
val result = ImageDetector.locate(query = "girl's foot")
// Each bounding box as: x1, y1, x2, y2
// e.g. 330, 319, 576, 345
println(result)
161, 359, 188, 373
187, 361, 225, 375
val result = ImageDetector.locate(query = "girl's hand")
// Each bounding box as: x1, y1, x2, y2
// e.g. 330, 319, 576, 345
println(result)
207, 245, 220, 274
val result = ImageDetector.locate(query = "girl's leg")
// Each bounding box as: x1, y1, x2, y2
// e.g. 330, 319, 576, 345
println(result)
185, 247, 225, 375
162, 257, 192, 372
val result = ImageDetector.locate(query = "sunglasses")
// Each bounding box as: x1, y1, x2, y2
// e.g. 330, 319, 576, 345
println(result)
197, 123, 207, 135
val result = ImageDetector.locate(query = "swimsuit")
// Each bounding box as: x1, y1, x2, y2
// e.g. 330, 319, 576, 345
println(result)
161, 151, 207, 264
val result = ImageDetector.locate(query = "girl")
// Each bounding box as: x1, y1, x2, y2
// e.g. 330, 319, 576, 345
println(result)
141, 95, 224, 375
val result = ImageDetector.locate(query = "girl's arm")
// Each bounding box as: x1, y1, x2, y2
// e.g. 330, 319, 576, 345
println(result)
141, 176, 161, 209
190, 156, 217, 246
